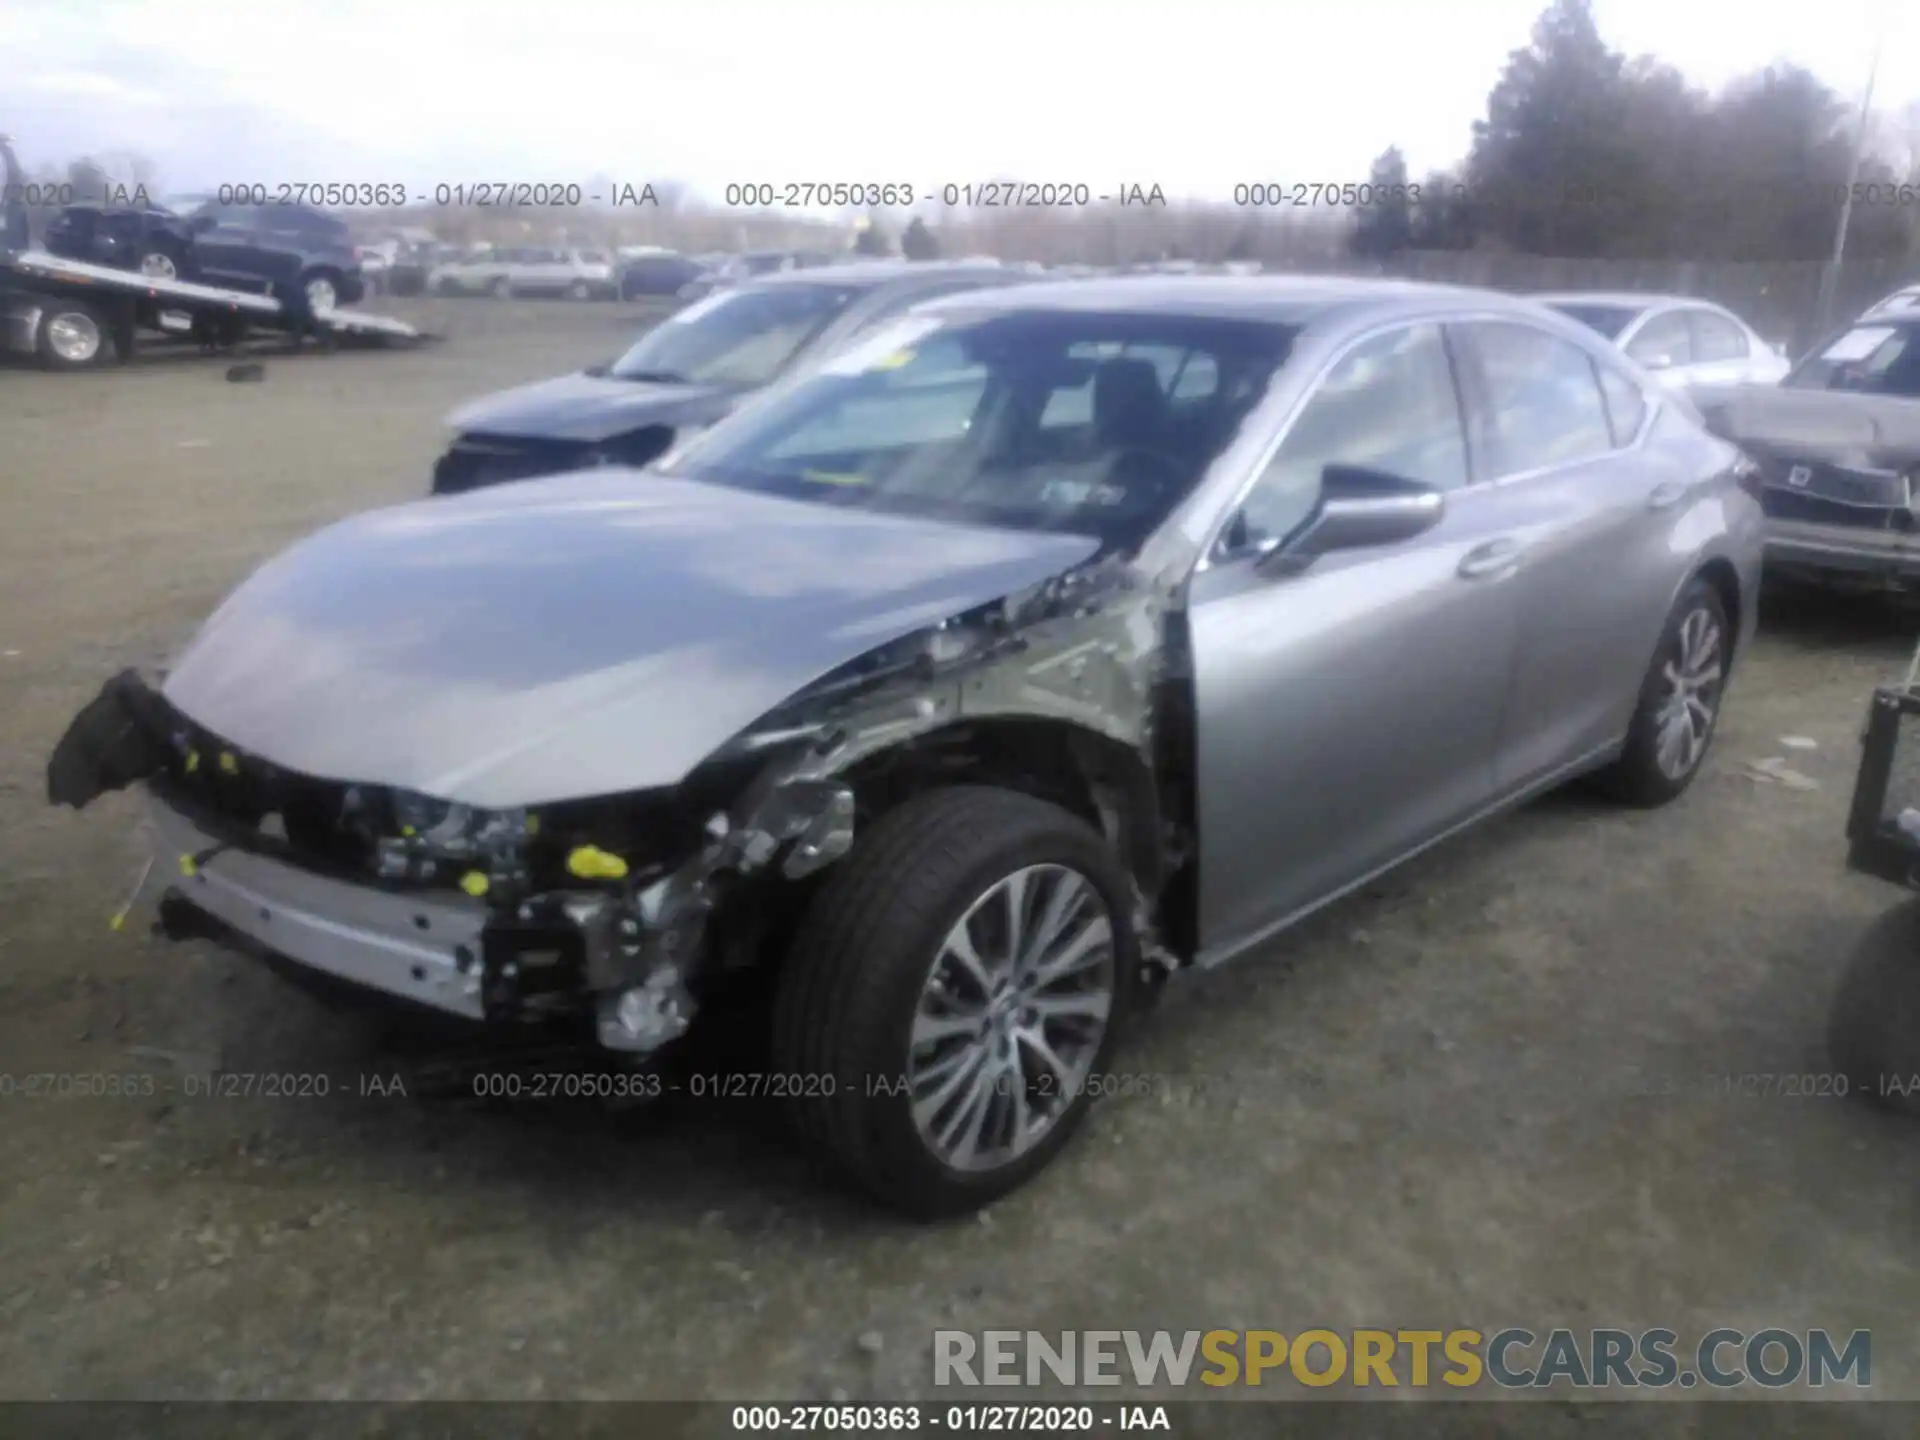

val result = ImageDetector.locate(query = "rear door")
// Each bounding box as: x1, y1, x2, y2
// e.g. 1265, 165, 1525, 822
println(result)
1450, 319, 1690, 789
1683, 307, 1758, 388
190, 205, 266, 287
1622, 309, 1694, 391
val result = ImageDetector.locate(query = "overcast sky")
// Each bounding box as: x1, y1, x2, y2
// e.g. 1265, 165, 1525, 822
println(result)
2, 0, 1912, 207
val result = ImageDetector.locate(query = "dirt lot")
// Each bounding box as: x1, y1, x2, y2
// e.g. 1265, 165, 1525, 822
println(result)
3, 297, 1919, 1416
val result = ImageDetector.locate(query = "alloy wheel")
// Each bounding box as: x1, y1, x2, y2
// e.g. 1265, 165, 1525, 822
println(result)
1653, 605, 1724, 780
907, 863, 1116, 1172
46, 312, 102, 364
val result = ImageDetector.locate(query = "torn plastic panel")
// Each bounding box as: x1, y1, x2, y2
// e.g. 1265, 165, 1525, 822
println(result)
46, 669, 174, 808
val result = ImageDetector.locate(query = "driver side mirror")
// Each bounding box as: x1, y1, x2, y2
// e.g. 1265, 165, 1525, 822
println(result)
1251, 463, 1446, 575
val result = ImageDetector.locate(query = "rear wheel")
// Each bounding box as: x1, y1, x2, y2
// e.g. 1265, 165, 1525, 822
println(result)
1595, 578, 1729, 806
488, 276, 512, 299
567, 279, 591, 300
138, 244, 188, 281
301, 269, 342, 313
772, 786, 1139, 1218
35, 299, 112, 370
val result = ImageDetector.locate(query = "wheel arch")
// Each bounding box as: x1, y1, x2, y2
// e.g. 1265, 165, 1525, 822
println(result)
835, 716, 1166, 900
1691, 555, 1743, 664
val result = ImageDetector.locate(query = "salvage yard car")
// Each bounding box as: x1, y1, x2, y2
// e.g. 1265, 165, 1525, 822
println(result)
431, 261, 1020, 493
1537, 292, 1789, 393
47, 277, 1761, 1216
1691, 315, 1920, 592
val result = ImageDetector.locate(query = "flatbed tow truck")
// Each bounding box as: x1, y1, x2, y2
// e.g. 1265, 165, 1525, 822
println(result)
0, 246, 423, 371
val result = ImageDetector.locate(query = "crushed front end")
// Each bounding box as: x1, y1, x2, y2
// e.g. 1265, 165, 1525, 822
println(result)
45, 669, 855, 1059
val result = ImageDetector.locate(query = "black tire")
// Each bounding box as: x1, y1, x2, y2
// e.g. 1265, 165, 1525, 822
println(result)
1829, 897, 1920, 1115
771, 786, 1140, 1218
567, 279, 591, 301
1595, 577, 1730, 807
488, 276, 512, 299
35, 298, 113, 370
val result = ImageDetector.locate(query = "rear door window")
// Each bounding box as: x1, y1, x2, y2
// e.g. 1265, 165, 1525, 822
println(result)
1458, 321, 1614, 477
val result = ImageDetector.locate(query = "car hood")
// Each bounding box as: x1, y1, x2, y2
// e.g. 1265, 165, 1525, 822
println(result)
447, 371, 744, 443
160, 473, 1101, 809
1692, 383, 1920, 470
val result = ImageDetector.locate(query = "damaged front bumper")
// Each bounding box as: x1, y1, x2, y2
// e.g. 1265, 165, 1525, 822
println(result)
150, 787, 489, 1020
49, 668, 855, 1055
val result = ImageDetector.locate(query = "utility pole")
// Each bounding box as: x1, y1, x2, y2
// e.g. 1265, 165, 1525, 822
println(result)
1813, 14, 1887, 336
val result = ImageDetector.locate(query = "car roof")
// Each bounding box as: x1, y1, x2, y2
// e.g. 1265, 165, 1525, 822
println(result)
913, 274, 1552, 329
750, 260, 1014, 290
1533, 291, 1727, 313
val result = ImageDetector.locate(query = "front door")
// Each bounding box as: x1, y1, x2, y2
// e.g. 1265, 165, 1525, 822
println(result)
1188, 322, 1521, 957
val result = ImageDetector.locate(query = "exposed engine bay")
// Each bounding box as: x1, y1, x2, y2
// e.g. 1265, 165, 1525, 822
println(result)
47, 554, 1192, 1063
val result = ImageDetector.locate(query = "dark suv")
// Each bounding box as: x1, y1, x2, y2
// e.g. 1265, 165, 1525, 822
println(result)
42, 199, 365, 312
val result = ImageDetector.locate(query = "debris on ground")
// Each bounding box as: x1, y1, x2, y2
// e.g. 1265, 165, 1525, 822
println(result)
1741, 756, 1821, 790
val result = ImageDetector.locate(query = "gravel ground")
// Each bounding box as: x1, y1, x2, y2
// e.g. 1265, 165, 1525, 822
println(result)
2, 296, 1918, 1423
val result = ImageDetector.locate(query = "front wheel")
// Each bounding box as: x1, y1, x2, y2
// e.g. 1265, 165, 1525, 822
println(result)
771, 787, 1140, 1218
1829, 897, 1920, 1115
1595, 577, 1730, 806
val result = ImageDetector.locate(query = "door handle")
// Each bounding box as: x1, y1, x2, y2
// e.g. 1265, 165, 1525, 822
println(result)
1457, 537, 1525, 580
1647, 480, 1690, 510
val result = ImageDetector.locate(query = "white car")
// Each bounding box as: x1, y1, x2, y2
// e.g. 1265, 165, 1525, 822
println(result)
1536, 292, 1790, 391
428, 247, 512, 297
1861, 285, 1920, 322
499, 247, 617, 300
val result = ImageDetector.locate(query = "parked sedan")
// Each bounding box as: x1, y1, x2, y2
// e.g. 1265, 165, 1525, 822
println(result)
1537, 292, 1789, 392
499, 247, 618, 300
48, 277, 1758, 1215
1691, 316, 1920, 592
431, 261, 1021, 493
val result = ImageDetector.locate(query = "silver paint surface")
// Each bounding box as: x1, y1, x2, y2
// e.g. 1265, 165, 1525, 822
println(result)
161, 471, 1098, 808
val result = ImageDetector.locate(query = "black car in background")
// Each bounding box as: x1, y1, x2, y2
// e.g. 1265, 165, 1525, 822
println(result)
41, 204, 195, 280
1693, 316, 1920, 591
41, 198, 366, 312
432, 260, 1021, 494
617, 252, 707, 299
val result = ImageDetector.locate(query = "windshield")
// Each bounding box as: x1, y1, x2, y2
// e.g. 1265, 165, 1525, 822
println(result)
608, 283, 862, 388
661, 308, 1298, 553
1786, 324, 1920, 398
1546, 302, 1640, 341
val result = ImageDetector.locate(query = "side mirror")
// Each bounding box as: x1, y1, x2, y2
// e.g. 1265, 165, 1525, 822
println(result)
1254, 464, 1445, 574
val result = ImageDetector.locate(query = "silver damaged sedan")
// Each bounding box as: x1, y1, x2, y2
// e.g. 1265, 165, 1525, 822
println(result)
47, 277, 1764, 1216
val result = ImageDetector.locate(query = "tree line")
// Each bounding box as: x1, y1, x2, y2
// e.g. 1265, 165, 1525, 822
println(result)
1352, 0, 1919, 263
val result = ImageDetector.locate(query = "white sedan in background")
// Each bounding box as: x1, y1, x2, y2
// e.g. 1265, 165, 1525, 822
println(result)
1536, 292, 1790, 392
1860, 285, 1920, 322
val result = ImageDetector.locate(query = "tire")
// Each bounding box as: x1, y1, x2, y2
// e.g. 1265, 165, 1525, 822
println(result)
567, 279, 590, 301
434, 276, 460, 296
138, 244, 188, 281
1595, 577, 1730, 806
35, 299, 112, 370
488, 276, 512, 299
771, 786, 1140, 1218
1829, 897, 1920, 1115
301, 269, 342, 313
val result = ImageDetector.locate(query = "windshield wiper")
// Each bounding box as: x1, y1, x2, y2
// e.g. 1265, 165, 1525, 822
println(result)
612, 368, 692, 384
